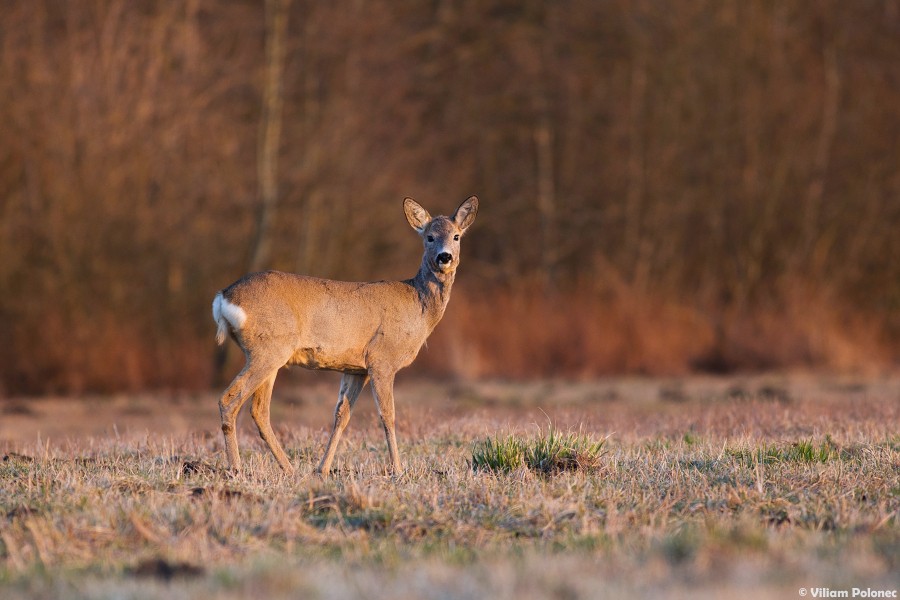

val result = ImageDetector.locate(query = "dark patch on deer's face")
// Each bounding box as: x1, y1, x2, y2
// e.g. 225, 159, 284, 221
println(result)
423, 216, 463, 273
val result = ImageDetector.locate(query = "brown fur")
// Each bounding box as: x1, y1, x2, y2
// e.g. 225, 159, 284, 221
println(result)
212, 196, 478, 475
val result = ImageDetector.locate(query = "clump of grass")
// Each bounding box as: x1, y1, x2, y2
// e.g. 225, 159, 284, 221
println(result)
786, 439, 837, 463
471, 425, 607, 474
728, 437, 841, 466
523, 426, 608, 473
470, 435, 525, 473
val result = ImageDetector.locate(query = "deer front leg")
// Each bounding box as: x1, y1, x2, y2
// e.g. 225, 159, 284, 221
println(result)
316, 373, 368, 475
370, 369, 402, 475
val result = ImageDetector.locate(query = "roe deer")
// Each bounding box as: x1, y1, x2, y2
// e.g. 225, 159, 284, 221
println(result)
211, 196, 478, 475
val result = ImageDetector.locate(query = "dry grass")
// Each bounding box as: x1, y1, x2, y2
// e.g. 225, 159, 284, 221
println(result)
1, 376, 899, 599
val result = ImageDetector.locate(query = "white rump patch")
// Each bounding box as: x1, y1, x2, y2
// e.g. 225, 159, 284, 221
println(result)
212, 293, 248, 345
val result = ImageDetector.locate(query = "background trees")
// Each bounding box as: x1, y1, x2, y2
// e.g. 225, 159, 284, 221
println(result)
1, 0, 898, 393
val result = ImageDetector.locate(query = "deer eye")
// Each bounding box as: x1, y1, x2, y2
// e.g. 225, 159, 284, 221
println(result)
453, 234, 460, 241
427, 235, 434, 242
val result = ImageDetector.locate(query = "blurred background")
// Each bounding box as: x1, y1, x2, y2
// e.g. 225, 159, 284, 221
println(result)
1, 0, 898, 395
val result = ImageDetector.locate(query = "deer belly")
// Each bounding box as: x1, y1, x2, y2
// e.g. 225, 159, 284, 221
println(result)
289, 346, 367, 374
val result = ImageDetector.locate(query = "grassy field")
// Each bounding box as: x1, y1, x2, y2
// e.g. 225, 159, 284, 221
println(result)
1, 375, 899, 599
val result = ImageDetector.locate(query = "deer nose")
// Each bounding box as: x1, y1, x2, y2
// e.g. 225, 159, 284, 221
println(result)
436, 252, 452, 265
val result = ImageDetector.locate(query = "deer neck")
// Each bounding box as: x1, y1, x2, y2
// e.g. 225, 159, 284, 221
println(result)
411, 259, 455, 327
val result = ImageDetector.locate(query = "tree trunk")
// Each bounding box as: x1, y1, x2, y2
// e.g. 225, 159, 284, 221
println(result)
249, 0, 290, 273
216, 0, 290, 387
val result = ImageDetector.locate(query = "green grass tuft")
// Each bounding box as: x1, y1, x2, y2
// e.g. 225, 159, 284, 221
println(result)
728, 437, 841, 465
471, 425, 607, 474
469, 435, 525, 473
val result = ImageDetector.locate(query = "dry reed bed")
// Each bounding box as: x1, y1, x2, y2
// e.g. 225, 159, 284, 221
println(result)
1, 379, 899, 598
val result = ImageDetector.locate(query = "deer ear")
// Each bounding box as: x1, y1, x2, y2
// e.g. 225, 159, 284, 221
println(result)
403, 198, 432, 233
452, 195, 479, 233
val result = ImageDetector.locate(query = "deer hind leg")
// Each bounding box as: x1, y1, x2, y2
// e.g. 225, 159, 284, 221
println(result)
250, 373, 294, 474
218, 358, 284, 472
370, 370, 402, 475
316, 373, 368, 475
